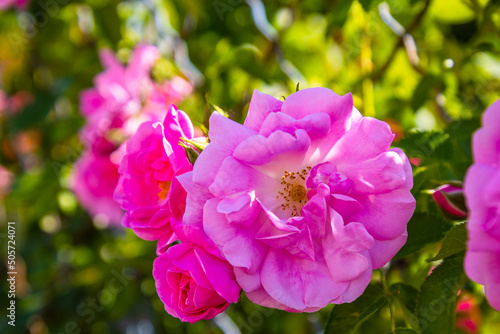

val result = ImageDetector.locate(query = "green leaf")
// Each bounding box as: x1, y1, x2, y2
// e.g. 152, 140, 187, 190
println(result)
359, 0, 373, 11
390, 283, 419, 314
395, 212, 453, 259
428, 0, 475, 24
326, 0, 354, 28
427, 224, 467, 262
359, 0, 383, 11
412, 75, 440, 111
413, 253, 467, 334
325, 284, 387, 334
396, 130, 449, 160
11, 92, 56, 132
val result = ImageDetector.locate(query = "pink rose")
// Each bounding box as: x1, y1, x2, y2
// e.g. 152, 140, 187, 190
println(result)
72, 150, 123, 226
79, 45, 160, 151
74, 44, 193, 228
464, 99, 500, 311
179, 88, 415, 311
153, 242, 241, 323
79, 45, 193, 151
114, 106, 194, 252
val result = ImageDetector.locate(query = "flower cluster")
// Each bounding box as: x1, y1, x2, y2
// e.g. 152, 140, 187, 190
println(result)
464, 99, 500, 312
114, 87, 416, 322
72, 45, 192, 227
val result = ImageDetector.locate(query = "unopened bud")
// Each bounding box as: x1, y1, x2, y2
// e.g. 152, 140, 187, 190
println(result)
179, 138, 209, 165
431, 184, 467, 220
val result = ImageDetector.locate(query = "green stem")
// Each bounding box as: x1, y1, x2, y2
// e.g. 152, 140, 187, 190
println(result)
379, 269, 396, 333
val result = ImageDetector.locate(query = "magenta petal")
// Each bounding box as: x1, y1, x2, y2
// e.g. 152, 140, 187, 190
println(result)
281, 88, 352, 123
327, 249, 369, 282
267, 129, 311, 155
244, 89, 283, 131
369, 233, 407, 269
203, 198, 266, 272
246, 287, 308, 312
293, 112, 331, 140
336, 222, 374, 253
335, 257, 372, 303
98, 48, 121, 69
464, 164, 496, 215
209, 156, 259, 197
465, 251, 500, 309
259, 112, 296, 137
233, 135, 273, 165
168, 245, 212, 290
329, 194, 363, 219
234, 267, 261, 292
472, 99, 500, 165
351, 189, 415, 240
301, 193, 328, 238
194, 247, 240, 303
338, 151, 407, 194
209, 112, 258, 149
327, 117, 395, 163
260, 249, 348, 310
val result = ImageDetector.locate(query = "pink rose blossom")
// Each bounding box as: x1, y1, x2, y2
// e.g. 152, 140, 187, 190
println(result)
79, 45, 160, 150
153, 242, 241, 323
74, 44, 193, 227
464, 99, 500, 311
79, 45, 192, 150
71, 150, 123, 226
179, 88, 415, 311
114, 106, 194, 251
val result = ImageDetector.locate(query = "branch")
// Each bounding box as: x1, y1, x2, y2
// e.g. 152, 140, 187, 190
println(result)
373, 0, 430, 81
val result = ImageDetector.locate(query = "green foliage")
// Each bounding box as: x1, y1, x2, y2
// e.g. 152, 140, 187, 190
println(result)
325, 285, 387, 334
415, 253, 467, 334
427, 223, 467, 262
391, 283, 419, 314
395, 212, 453, 259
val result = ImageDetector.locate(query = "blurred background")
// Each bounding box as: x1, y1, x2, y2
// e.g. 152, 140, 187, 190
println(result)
1, 0, 500, 333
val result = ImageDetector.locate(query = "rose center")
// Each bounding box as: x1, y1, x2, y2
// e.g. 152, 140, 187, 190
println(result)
277, 167, 312, 217
290, 185, 307, 202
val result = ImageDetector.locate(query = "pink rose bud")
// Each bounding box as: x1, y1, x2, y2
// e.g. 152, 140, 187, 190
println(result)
431, 184, 467, 219
153, 242, 240, 323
